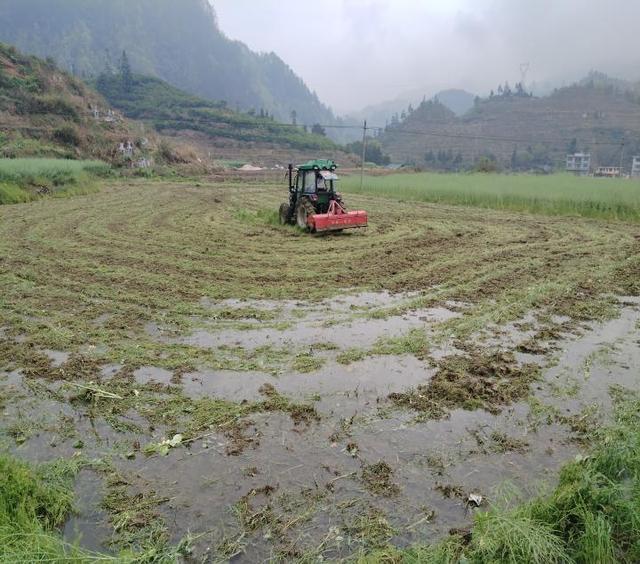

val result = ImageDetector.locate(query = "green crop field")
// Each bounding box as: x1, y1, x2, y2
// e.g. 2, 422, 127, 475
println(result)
343, 172, 640, 222
1, 174, 640, 561
0, 158, 110, 204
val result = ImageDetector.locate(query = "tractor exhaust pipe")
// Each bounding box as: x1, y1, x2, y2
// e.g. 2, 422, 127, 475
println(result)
288, 163, 293, 191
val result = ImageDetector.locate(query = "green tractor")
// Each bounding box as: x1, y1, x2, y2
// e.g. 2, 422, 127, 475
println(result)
279, 159, 368, 233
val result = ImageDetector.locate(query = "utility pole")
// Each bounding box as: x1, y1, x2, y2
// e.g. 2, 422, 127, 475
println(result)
619, 138, 625, 176
519, 62, 530, 89
360, 120, 368, 191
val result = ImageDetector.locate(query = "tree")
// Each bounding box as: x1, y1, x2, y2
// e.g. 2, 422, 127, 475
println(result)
119, 50, 132, 93
311, 123, 326, 136
346, 140, 390, 166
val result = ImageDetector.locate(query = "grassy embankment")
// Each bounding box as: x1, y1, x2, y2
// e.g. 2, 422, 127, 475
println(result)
365, 387, 640, 563
343, 172, 640, 222
0, 158, 110, 204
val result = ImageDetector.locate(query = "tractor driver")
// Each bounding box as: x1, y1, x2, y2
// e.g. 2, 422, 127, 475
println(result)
316, 172, 328, 192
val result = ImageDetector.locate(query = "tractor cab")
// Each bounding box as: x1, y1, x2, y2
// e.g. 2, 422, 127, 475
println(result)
279, 159, 368, 233
299, 168, 340, 213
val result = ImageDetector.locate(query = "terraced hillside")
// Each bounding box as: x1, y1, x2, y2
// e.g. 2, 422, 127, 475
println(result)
0, 43, 160, 163
381, 83, 640, 170
95, 72, 356, 167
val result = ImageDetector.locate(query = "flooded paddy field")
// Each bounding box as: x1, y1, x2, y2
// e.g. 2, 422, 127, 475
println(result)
1, 179, 639, 560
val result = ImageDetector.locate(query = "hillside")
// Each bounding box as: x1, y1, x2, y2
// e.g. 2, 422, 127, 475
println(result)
347, 88, 476, 130
95, 72, 336, 153
380, 80, 640, 171
0, 42, 160, 164
0, 0, 338, 130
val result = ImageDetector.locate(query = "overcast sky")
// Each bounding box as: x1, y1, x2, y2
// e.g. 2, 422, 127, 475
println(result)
214, 0, 640, 114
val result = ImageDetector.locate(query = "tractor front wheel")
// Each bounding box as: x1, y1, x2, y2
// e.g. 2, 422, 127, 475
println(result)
296, 198, 315, 231
279, 203, 290, 225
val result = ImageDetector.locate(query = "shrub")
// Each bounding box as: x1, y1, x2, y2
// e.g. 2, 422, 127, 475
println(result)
53, 125, 81, 147
16, 95, 79, 121
473, 156, 500, 173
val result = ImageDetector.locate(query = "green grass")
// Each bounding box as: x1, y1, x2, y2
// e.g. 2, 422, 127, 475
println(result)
0, 454, 113, 562
364, 387, 640, 563
0, 158, 110, 204
0, 453, 193, 562
343, 172, 640, 221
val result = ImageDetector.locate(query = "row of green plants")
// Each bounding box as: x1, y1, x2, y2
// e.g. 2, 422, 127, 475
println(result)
343, 172, 640, 222
0, 158, 110, 204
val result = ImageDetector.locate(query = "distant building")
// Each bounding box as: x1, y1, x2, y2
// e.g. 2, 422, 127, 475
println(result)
566, 153, 591, 176
594, 166, 621, 178
632, 156, 640, 178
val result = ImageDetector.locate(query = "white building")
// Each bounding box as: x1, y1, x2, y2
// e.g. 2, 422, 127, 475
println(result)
566, 153, 591, 176
594, 166, 621, 178
632, 156, 640, 178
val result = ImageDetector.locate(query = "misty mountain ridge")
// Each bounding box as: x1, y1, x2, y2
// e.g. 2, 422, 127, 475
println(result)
347, 88, 477, 128
0, 0, 338, 131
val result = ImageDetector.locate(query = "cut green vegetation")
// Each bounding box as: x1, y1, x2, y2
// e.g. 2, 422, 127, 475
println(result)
389, 351, 539, 420
0, 178, 637, 377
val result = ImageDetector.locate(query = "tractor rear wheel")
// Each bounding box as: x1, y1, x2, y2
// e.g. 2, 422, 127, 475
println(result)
278, 203, 290, 225
296, 198, 315, 231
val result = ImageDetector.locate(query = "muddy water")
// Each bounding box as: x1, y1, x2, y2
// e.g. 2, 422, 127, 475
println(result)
180, 355, 434, 403
152, 291, 461, 352
132, 296, 640, 558
3, 293, 640, 560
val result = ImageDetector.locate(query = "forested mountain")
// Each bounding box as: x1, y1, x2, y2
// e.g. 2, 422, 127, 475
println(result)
379, 77, 640, 171
0, 0, 337, 129
347, 88, 476, 130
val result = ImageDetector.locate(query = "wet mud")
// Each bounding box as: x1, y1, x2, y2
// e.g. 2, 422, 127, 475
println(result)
2, 293, 640, 560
